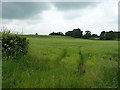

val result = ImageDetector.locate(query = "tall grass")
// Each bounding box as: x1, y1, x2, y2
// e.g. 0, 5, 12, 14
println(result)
2, 35, 118, 88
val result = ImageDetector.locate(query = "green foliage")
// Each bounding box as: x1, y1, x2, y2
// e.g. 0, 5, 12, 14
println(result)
2, 34, 29, 59
91, 34, 98, 38
65, 28, 83, 38
105, 31, 116, 40
65, 31, 73, 36
100, 31, 117, 40
100, 31, 106, 40
49, 32, 64, 36
83, 30, 91, 39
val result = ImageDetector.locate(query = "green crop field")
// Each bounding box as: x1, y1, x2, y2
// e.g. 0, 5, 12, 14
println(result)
2, 35, 119, 88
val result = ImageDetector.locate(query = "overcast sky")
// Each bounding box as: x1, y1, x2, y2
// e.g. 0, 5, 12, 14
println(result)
2, 0, 119, 35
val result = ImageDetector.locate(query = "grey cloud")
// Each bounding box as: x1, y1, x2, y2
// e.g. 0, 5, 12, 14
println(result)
2, 2, 50, 19
0, 2, 1, 18
64, 13, 82, 20
53, 2, 99, 11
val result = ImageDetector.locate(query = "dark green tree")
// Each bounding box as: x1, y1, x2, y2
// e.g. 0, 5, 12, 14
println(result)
65, 28, 83, 38
105, 31, 116, 40
49, 32, 64, 36
72, 28, 83, 38
65, 31, 73, 36
83, 30, 91, 39
91, 34, 98, 38
100, 31, 106, 40
100, 31, 116, 40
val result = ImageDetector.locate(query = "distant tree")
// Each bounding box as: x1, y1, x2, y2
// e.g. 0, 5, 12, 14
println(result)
49, 32, 64, 36
49, 32, 55, 35
72, 28, 83, 38
35, 33, 38, 35
115, 32, 120, 38
83, 30, 91, 39
117, 32, 120, 38
65, 31, 73, 36
57, 32, 64, 36
100, 31, 117, 40
65, 28, 83, 38
91, 34, 98, 38
100, 31, 106, 40
105, 31, 116, 40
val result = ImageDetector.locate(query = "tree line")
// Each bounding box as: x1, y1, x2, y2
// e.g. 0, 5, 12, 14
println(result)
49, 28, 120, 40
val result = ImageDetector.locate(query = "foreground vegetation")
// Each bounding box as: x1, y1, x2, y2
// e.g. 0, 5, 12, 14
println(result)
2, 34, 29, 59
2, 35, 118, 88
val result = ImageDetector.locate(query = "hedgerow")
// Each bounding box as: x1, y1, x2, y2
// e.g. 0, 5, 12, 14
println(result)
2, 34, 29, 59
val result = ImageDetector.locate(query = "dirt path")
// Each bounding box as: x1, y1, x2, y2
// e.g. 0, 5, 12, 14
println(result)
78, 47, 85, 75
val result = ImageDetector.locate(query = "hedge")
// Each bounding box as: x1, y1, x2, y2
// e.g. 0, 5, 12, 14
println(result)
2, 34, 29, 59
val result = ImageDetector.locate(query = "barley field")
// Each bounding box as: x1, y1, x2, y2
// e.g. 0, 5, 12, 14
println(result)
2, 35, 118, 88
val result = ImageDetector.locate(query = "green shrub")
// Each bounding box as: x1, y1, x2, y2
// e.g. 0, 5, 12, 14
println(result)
2, 34, 29, 59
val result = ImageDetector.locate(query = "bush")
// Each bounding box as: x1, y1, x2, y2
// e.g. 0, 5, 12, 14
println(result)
49, 32, 64, 36
2, 34, 29, 59
100, 31, 117, 40
65, 28, 83, 38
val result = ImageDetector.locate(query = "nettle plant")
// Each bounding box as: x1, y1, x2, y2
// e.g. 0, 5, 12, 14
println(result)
2, 29, 29, 59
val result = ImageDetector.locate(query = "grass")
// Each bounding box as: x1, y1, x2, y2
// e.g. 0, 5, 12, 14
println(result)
2, 35, 118, 88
